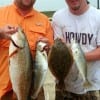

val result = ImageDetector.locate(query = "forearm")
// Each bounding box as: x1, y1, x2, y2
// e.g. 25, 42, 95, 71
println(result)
85, 46, 100, 61
0, 27, 9, 39
0, 31, 9, 39
0, 25, 18, 39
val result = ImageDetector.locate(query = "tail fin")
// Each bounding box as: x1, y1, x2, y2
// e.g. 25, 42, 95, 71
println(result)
57, 80, 65, 90
83, 80, 92, 88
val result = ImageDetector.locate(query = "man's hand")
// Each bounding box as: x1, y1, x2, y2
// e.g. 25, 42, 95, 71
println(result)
36, 37, 50, 54
0, 25, 18, 39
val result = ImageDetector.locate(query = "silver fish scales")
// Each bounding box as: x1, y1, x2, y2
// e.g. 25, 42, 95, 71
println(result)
9, 27, 33, 100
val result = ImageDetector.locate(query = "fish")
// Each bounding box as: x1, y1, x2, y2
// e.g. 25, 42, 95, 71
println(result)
70, 38, 92, 88
48, 38, 73, 90
9, 27, 33, 100
31, 41, 48, 99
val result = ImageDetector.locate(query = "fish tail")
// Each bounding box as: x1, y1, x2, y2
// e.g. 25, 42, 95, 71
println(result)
83, 80, 92, 88
31, 93, 38, 100
57, 80, 65, 90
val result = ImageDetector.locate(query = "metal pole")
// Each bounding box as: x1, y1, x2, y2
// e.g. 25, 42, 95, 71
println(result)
97, 0, 99, 9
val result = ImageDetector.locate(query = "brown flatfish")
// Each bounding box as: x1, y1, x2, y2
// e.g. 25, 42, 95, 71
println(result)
48, 38, 73, 90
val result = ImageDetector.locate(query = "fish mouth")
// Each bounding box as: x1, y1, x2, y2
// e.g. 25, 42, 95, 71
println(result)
10, 38, 24, 49
41, 45, 50, 52
9, 38, 24, 58
36, 40, 49, 53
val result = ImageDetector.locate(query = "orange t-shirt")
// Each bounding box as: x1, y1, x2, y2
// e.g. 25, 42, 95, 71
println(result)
0, 4, 54, 97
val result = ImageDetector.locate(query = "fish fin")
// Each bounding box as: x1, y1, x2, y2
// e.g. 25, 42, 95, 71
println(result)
83, 80, 92, 88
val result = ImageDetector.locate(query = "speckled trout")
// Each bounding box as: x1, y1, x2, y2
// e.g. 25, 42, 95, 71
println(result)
31, 41, 48, 99
9, 27, 33, 100
70, 39, 92, 88
48, 38, 73, 90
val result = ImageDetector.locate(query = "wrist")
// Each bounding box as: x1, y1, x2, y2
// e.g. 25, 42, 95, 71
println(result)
0, 28, 4, 38
0, 28, 10, 39
0, 27, 3, 34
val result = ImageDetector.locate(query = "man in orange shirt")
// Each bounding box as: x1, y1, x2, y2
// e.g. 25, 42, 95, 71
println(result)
0, 0, 54, 99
